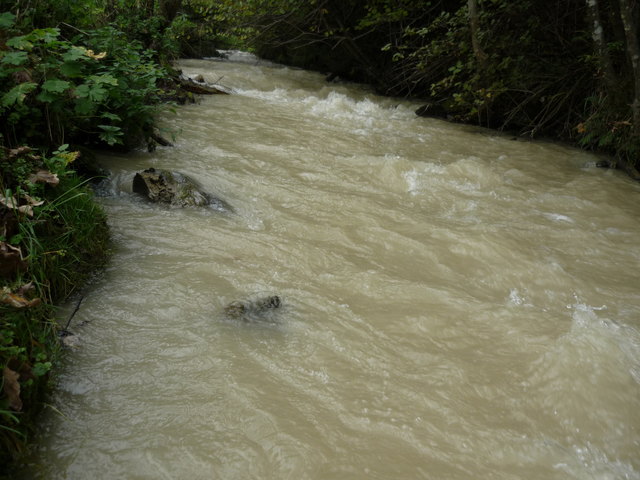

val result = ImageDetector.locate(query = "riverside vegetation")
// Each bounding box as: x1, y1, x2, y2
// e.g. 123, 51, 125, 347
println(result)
218, 0, 639, 176
0, 2, 179, 470
1, 0, 639, 472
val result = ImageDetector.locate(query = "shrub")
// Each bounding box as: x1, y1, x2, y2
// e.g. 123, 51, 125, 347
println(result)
0, 12, 167, 150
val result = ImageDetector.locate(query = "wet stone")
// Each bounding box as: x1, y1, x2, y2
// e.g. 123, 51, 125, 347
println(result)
132, 168, 232, 211
223, 295, 282, 322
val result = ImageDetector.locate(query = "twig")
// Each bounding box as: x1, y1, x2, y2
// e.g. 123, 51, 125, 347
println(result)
63, 294, 84, 332
59, 22, 89, 36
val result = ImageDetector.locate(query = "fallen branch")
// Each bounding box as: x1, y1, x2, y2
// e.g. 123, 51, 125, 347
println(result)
62, 294, 84, 333
150, 132, 173, 147
177, 77, 229, 95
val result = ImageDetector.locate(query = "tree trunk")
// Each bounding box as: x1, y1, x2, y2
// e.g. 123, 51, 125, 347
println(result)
468, 0, 487, 70
618, 0, 640, 134
159, 0, 183, 24
585, 0, 618, 95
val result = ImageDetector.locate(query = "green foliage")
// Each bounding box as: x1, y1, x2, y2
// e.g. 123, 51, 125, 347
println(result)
0, 16, 167, 149
0, 145, 109, 468
0, 1, 181, 470
577, 95, 639, 166
174, 1, 245, 55
0, 302, 58, 456
229, 0, 638, 166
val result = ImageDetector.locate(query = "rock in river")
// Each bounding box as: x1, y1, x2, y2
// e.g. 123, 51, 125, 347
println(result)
224, 295, 282, 322
132, 168, 232, 211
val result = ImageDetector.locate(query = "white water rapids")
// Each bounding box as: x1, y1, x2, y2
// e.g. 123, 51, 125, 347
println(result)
20, 52, 640, 479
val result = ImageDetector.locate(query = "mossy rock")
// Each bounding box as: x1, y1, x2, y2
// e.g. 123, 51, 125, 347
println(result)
132, 168, 232, 211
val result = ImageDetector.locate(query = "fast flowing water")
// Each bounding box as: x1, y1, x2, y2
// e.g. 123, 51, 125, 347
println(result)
21, 52, 640, 479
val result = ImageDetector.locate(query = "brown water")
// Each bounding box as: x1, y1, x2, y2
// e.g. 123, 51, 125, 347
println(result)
21, 52, 640, 479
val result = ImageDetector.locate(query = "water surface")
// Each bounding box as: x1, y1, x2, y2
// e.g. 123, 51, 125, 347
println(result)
22, 52, 640, 479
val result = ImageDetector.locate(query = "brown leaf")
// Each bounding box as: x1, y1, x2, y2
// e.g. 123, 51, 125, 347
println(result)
0, 195, 19, 210
85, 49, 107, 60
28, 169, 59, 187
2, 367, 22, 411
19, 194, 44, 217
1, 288, 41, 308
7, 146, 33, 159
0, 193, 44, 217
0, 282, 41, 308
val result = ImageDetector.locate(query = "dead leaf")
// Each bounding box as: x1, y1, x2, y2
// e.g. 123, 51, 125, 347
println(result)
28, 169, 59, 187
85, 49, 107, 60
2, 367, 22, 411
0, 195, 19, 210
0, 282, 40, 307
22, 194, 44, 203
19, 194, 44, 216
7, 146, 33, 159
0, 193, 44, 217
1, 288, 41, 308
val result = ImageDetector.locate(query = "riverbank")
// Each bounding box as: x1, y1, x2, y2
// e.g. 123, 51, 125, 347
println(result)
0, 146, 110, 473
0, 8, 176, 469
231, 1, 640, 179
410, 101, 640, 182
0, 58, 230, 474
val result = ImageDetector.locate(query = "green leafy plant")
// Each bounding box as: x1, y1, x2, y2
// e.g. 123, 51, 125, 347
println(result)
0, 14, 167, 149
577, 95, 639, 167
0, 145, 109, 469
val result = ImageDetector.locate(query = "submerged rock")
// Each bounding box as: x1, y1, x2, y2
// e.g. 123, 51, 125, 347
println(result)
224, 295, 282, 322
583, 159, 614, 169
132, 168, 232, 211
58, 331, 80, 349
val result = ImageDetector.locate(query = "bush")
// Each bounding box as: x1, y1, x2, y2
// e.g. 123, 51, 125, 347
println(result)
0, 12, 167, 150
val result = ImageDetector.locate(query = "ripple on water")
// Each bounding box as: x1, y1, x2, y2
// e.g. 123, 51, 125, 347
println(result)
19, 57, 640, 480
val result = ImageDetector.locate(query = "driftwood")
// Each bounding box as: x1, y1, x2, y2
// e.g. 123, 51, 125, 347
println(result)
177, 77, 229, 95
